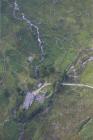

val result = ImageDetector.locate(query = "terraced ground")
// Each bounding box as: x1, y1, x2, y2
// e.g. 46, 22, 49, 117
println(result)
1, 0, 93, 140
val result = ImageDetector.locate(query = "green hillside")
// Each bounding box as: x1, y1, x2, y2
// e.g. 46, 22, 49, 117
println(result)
1, 0, 93, 139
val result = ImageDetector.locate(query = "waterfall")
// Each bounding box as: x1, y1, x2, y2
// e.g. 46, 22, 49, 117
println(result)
13, 0, 45, 61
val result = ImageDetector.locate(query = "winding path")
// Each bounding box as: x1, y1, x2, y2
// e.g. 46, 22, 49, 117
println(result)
33, 83, 51, 96
23, 82, 51, 110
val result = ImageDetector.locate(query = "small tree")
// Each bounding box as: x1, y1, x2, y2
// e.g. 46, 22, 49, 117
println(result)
4, 89, 10, 98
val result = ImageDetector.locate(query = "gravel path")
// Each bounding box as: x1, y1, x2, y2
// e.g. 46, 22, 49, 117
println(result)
62, 83, 93, 89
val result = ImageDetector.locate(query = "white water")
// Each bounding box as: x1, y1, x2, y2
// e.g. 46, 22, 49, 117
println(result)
13, 2, 46, 139
14, 0, 45, 61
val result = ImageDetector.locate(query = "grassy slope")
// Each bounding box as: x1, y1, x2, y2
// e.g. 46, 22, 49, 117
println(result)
20, 0, 93, 139
81, 62, 93, 85
1, 0, 93, 139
